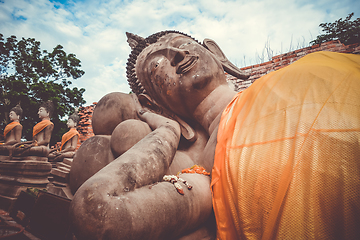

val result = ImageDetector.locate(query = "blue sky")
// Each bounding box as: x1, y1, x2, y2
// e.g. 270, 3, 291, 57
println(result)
0, 0, 359, 105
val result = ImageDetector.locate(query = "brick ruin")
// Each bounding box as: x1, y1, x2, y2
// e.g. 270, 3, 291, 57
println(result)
228, 40, 360, 91
76, 103, 96, 149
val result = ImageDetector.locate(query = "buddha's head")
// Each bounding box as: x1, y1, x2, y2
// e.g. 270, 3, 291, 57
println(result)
68, 110, 80, 128
9, 104, 22, 122
126, 30, 248, 120
38, 100, 54, 119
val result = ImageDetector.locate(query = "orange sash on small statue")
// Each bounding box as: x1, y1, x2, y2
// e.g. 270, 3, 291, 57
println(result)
60, 128, 80, 151
4, 121, 21, 137
33, 120, 53, 137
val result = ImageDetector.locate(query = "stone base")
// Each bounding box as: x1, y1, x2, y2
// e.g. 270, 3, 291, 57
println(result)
63, 158, 73, 166
0, 155, 10, 162
0, 193, 17, 211
46, 183, 73, 200
0, 160, 51, 210
11, 156, 48, 161
51, 168, 69, 180
49, 158, 73, 187
56, 162, 71, 171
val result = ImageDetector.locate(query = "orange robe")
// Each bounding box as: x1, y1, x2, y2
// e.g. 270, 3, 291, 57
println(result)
4, 121, 21, 137
33, 120, 53, 137
211, 51, 360, 239
60, 128, 80, 151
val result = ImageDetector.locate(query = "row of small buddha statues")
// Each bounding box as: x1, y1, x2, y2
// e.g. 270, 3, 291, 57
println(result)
0, 101, 81, 208
0, 101, 79, 161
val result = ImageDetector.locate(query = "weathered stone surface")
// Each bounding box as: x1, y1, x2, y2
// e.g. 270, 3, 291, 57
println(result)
47, 183, 73, 200
52, 181, 67, 187
63, 158, 73, 166
0, 160, 52, 171
0, 155, 10, 161
69, 135, 114, 194
110, 119, 152, 158
51, 168, 69, 179
92, 92, 139, 135
0, 194, 17, 211
0, 160, 51, 210
56, 162, 71, 171
11, 156, 48, 161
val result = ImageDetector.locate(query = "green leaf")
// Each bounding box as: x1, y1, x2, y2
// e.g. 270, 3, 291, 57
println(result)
310, 13, 360, 45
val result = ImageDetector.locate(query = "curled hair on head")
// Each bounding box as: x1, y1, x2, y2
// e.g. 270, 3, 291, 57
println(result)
10, 104, 23, 119
68, 109, 80, 125
40, 100, 54, 117
126, 30, 201, 95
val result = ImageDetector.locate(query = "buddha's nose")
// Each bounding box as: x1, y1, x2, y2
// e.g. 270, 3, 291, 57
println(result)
170, 49, 189, 66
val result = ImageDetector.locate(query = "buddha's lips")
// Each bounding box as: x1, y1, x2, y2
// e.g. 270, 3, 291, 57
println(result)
176, 55, 199, 74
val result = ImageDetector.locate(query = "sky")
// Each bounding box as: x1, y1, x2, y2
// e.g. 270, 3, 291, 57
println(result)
0, 0, 359, 105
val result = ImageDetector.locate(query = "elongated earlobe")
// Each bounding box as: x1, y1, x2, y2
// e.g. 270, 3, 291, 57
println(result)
203, 38, 250, 80
172, 115, 197, 142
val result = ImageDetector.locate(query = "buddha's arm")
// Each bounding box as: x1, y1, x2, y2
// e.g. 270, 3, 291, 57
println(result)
12, 140, 33, 148
70, 111, 213, 240
4, 125, 22, 145
35, 124, 54, 146
60, 135, 78, 153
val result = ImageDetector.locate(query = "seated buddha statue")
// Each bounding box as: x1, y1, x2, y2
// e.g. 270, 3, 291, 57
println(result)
0, 105, 23, 160
48, 111, 80, 162
12, 101, 54, 160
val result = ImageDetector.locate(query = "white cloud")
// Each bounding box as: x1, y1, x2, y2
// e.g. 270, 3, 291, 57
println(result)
1, 0, 358, 104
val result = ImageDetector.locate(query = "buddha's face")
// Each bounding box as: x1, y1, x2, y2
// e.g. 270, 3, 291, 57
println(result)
9, 111, 19, 122
38, 107, 49, 119
67, 118, 76, 128
136, 33, 226, 119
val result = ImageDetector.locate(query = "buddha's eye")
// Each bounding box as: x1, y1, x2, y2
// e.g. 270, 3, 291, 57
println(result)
179, 42, 194, 48
155, 58, 163, 67
151, 58, 163, 72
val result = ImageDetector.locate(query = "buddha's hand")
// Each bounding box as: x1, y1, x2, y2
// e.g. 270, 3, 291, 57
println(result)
12, 142, 21, 148
138, 109, 181, 137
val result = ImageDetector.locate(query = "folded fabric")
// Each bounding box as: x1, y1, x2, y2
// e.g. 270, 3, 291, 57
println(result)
212, 51, 360, 239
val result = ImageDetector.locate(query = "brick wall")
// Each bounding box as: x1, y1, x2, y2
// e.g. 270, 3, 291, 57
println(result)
228, 40, 360, 91
76, 103, 96, 149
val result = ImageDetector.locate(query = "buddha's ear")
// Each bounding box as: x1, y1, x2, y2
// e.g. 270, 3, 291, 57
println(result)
172, 114, 197, 142
203, 38, 250, 80
138, 94, 197, 143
